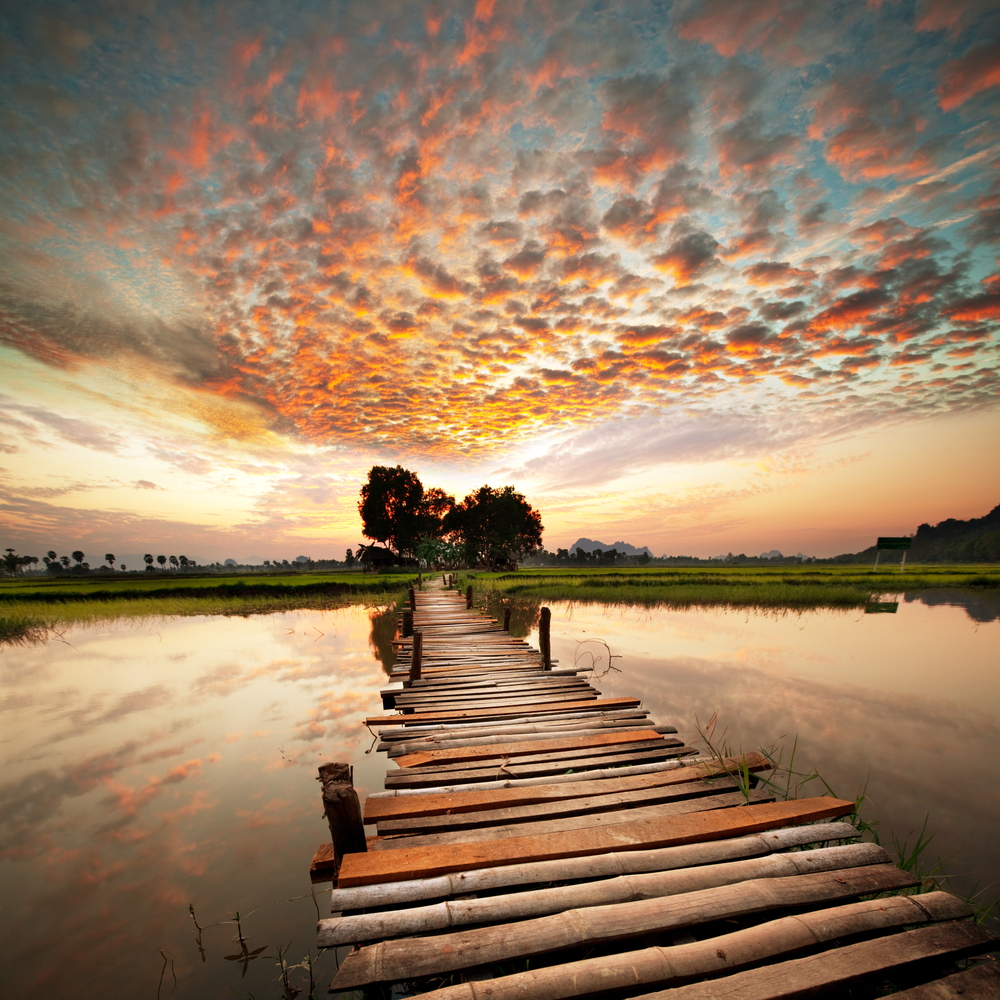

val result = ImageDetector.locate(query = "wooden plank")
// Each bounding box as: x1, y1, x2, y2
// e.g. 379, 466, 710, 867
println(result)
370, 753, 715, 797
377, 721, 661, 752
373, 787, 774, 849
885, 961, 1000, 999
318, 841, 890, 946
335, 796, 855, 886
397, 692, 600, 714
376, 708, 651, 738
325, 821, 861, 904
364, 754, 770, 821
328, 864, 924, 989
635, 921, 1000, 999
375, 772, 769, 833
364, 697, 642, 726
352, 891, 972, 999
384, 743, 695, 787
393, 729, 663, 767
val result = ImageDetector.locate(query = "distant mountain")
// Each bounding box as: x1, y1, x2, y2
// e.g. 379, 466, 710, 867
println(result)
568, 537, 654, 557
830, 503, 1000, 563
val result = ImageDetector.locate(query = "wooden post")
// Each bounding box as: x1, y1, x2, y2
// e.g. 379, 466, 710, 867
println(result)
418, 572, 422, 588
442, 574, 446, 585
465, 584, 473, 609
318, 762, 366, 876
402, 609, 413, 637
408, 587, 416, 611
539, 606, 551, 670
409, 630, 423, 682
503, 607, 512, 632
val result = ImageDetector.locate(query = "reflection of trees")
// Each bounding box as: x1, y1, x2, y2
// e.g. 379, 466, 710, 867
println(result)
907, 589, 1000, 623
479, 591, 540, 639
368, 604, 400, 675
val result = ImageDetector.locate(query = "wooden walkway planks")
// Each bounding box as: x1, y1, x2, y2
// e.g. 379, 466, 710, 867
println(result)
314, 582, 998, 998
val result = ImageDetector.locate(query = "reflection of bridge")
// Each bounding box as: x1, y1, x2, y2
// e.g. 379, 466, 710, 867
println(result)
311, 581, 999, 998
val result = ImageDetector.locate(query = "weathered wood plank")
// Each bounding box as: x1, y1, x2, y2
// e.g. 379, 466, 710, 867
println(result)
884, 960, 1000, 999
326, 821, 860, 905
384, 743, 696, 787
364, 754, 770, 821
374, 785, 773, 847
375, 772, 769, 833
328, 865, 924, 989
364, 697, 642, 727
335, 796, 855, 886
376, 708, 651, 739
368, 754, 714, 798
634, 921, 1000, 999
318, 841, 889, 946
377, 721, 662, 752
393, 729, 663, 767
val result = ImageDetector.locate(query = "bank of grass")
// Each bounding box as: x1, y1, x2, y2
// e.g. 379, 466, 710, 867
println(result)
0, 571, 417, 645
460, 563, 1000, 611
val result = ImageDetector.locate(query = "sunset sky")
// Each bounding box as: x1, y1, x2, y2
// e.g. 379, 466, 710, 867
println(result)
1, 0, 998, 562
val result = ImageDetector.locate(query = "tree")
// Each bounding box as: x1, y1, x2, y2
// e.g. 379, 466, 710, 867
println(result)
169, 555, 179, 570
358, 465, 425, 558
179, 555, 189, 567
144, 553, 154, 571
157, 555, 167, 570
60, 555, 70, 567
105, 554, 115, 569
443, 485, 543, 569
72, 550, 85, 566
47, 550, 57, 562
2, 549, 22, 576
345, 548, 355, 568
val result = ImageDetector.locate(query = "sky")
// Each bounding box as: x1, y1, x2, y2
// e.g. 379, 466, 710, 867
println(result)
1, 0, 998, 562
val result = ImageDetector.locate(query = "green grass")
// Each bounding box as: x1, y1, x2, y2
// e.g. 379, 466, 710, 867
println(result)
0, 571, 418, 645
458, 564, 1000, 611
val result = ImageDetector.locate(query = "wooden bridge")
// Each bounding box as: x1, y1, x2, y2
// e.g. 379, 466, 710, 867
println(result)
311, 583, 998, 998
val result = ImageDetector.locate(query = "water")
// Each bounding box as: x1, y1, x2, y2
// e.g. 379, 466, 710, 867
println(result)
1, 592, 997, 998
543, 590, 1000, 908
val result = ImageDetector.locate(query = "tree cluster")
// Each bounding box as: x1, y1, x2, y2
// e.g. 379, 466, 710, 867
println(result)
358, 466, 543, 570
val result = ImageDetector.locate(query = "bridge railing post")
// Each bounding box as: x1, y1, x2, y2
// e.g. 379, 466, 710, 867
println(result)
540, 606, 551, 669
409, 630, 423, 682
318, 762, 366, 877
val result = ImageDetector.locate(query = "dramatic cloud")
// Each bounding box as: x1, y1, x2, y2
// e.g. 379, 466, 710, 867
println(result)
0, 0, 997, 556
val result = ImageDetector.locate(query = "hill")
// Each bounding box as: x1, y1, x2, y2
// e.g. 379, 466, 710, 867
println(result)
829, 503, 1000, 563
568, 537, 654, 558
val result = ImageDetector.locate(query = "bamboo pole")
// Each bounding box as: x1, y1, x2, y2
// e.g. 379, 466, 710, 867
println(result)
317, 762, 366, 876
330, 870, 940, 991
326, 821, 859, 910
319, 841, 889, 946
637, 920, 999, 1000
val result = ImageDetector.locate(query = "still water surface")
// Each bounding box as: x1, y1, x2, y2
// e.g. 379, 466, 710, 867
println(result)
1, 592, 997, 998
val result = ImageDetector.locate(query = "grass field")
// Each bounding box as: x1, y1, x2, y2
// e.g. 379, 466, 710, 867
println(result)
3, 564, 997, 646
0, 570, 418, 644
458, 563, 1000, 612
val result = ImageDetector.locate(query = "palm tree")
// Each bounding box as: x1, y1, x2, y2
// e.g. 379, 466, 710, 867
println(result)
144, 554, 154, 571
105, 554, 116, 570
60, 555, 70, 567
157, 555, 167, 570
47, 550, 57, 562
179, 555, 189, 568
72, 550, 85, 566
2, 549, 22, 576
169, 555, 179, 570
